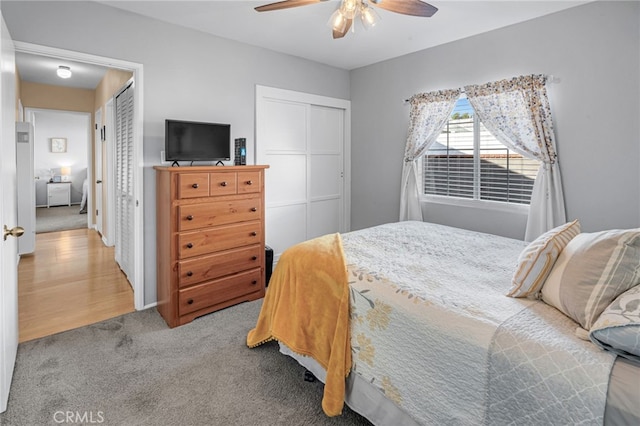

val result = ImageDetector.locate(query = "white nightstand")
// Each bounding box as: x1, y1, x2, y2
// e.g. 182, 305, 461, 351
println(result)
47, 182, 71, 208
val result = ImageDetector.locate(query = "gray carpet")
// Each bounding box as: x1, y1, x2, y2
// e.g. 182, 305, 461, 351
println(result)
0, 300, 371, 426
36, 205, 88, 234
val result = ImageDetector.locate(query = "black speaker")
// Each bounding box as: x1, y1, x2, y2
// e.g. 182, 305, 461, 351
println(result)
265, 245, 273, 287
234, 138, 246, 165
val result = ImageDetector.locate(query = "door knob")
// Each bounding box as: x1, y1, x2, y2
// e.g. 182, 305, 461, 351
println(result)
3, 225, 25, 241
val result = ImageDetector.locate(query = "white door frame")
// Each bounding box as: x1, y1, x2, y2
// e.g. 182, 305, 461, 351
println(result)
14, 41, 146, 311
94, 107, 103, 236
104, 98, 115, 247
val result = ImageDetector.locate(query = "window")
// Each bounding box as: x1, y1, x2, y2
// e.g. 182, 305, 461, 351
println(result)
423, 97, 540, 205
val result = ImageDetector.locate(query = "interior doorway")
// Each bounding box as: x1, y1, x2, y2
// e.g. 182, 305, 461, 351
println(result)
24, 108, 91, 234
14, 43, 145, 343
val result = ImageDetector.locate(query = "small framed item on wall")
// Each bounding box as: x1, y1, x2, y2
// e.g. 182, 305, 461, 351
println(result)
51, 137, 67, 153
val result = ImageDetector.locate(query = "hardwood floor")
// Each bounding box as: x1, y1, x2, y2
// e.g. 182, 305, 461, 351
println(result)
18, 228, 135, 343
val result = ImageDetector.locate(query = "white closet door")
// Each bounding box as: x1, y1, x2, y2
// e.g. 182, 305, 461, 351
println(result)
256, 86, 350, 261
309, 105, 344, 240
114, 83, 135, 282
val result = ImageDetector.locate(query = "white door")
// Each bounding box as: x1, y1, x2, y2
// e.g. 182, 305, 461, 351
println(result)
256, 86, 351, 261
0, 12, 18, 413
114, 83, 135, 283
94, 108, 103, 235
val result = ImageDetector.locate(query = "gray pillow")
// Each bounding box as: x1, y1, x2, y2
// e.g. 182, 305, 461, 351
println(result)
589, 285, 640, 363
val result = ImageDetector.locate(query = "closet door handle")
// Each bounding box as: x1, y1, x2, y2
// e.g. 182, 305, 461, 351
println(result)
191, 183, 199, 189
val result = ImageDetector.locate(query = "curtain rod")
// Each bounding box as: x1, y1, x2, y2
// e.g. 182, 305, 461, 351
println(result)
404, 89, 466, 104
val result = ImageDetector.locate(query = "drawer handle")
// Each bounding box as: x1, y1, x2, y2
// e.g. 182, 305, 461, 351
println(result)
186, 271, 193, 277
250, 207, 257, 212
251, 256, 258, 261
192, 183, 199, 189
187, 299, 194, 305
186, 215, 193, 221
250, 232, 257, 237
186, 243, 193, 249
246, 180, 253, 185
220, 181, 227, 187
251, 280, 258, 285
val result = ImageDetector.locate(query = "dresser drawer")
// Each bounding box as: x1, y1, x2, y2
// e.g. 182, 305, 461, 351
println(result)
177, 244, 262, 288
177, 173, 209, 199
178, 197, 261, 231
237, 171, 262, 194
178, 268, 262, 316
178, 221, 262, 259
209, 172, 237, 196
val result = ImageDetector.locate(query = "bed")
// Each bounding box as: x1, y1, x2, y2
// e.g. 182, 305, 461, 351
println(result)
247, 221, 640, 425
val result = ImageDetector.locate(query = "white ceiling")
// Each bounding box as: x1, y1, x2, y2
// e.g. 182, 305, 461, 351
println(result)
98, 0, 589, 70
16, 0, 589, 89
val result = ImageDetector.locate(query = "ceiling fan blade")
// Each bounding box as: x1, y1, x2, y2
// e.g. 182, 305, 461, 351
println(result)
372, 0, 438, 17
255, 0, 326, 12
332, 18, 353, 39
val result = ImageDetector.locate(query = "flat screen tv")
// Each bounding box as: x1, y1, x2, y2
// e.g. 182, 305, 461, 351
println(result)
165, 119, 231, 164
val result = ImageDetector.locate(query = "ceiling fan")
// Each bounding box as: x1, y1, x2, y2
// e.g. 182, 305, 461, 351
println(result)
255, 0, 438, 39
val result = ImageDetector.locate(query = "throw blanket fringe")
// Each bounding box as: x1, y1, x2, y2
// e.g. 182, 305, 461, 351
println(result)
247, 233, 350, 416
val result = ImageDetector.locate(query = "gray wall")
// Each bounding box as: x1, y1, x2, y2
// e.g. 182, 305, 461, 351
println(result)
2, 1, 350, 306
350, 0, 640, 239
4, 1, 640, 306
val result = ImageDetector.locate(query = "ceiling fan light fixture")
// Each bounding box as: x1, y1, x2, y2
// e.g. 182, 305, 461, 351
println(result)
57, 65, 72, 79
360, 3, 380, 30
328, 8, 348, 33
341, 0, 359, 19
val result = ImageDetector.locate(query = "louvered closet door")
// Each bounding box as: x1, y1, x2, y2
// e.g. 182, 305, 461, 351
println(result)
114, 83, 135, 281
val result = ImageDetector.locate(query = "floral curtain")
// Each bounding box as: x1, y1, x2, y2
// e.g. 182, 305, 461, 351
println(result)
464, 74, 566, 241
400, 89, 461, 221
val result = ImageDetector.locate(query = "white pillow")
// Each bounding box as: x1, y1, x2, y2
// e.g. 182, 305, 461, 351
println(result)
507, 220, 580, 298
541, 228, 640, 330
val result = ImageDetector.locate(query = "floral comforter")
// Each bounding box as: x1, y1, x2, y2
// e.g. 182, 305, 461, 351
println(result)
343, 221, 614, 425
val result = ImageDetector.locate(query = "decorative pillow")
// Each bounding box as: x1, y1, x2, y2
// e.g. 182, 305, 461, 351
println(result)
507, 220, 580, 298
541, 228, 640, 330
589, 284, 640, 363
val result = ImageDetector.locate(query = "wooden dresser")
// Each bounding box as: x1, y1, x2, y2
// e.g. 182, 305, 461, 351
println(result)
154, 165, 269, 328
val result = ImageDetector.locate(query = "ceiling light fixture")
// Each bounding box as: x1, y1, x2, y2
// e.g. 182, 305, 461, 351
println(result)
328, 0, 381, 37
56, 65, 72, 79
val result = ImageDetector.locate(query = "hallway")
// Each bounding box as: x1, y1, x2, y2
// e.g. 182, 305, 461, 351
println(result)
18, 228, 134, 343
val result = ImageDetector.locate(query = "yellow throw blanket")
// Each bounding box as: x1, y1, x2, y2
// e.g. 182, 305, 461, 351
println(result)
246, 233, 350, 417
